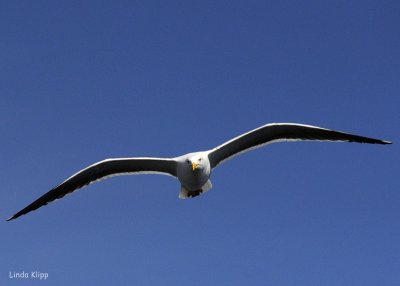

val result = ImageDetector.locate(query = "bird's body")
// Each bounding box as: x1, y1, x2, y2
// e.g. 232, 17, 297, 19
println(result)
176, 152, 211, 198
7, 123, 391, 221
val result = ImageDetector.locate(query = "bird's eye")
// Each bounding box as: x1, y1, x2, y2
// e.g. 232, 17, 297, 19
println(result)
186, 159, 190, 164
198, 158, 202, 161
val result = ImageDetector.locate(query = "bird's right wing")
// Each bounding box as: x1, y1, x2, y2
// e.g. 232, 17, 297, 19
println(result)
7, 157, 177, 221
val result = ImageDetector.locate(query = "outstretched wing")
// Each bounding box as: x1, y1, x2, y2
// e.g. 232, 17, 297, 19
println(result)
207, 123, 391, 169
7, 157, 177, 221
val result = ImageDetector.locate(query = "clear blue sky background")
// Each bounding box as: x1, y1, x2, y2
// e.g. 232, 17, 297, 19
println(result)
1, 1, 399, 285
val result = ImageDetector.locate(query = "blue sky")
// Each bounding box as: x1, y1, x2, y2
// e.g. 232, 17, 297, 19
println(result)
1, 1, 399, 285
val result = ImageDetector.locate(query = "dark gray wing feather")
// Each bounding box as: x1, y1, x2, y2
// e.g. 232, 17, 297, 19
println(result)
208, 123, 391, 169
7, 157, 177, 221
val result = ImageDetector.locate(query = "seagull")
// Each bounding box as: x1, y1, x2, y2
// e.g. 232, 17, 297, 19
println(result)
7, 123, 391, 221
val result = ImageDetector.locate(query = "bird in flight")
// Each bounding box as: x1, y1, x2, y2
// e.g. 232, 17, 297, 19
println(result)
7, 123, 391, 221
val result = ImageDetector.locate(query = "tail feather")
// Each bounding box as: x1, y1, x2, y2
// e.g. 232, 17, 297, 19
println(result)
179, 180, 212, 199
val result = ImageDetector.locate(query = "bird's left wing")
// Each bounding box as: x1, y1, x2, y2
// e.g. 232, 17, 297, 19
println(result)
207, 123, 391, 169
7, 157, 177, 221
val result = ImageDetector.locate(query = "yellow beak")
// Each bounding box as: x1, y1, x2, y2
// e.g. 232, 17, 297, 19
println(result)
192, 162, 198, 171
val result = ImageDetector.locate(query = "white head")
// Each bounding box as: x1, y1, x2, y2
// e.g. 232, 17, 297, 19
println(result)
184, 153, 208, 172
177, 152, 211, 177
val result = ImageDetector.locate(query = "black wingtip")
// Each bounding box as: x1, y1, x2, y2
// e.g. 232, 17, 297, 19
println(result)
6, 211, 26, 221
6, 215, 16, 222
379, 140, 392, 145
